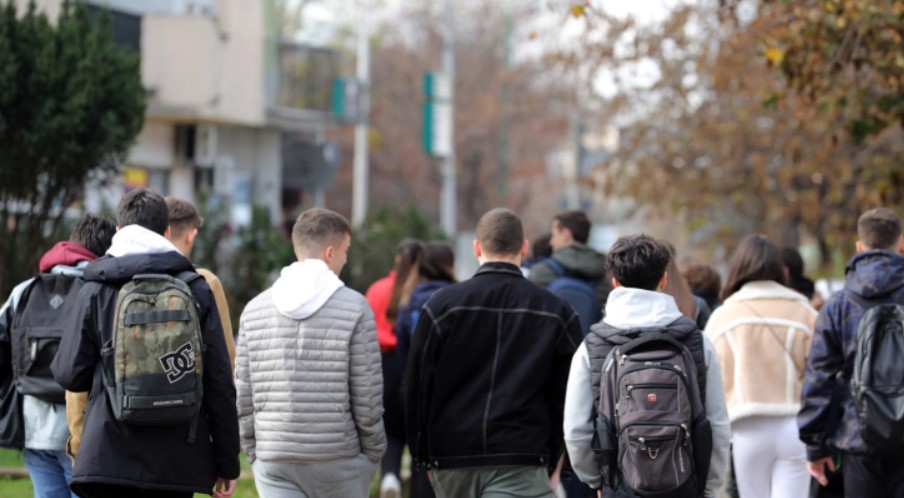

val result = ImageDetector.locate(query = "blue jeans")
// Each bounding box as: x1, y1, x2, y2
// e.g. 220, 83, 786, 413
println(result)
23, 449, 78, 498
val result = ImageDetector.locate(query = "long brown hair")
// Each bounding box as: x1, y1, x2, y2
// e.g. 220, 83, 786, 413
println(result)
386, 239, 424, 324
660, 241, 697, 319
721, 234, 787, 301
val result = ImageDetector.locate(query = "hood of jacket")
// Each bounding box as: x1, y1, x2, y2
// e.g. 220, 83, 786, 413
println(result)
551, 244, 606, 280
271, 259, 344, 320
593, 286, 695, 345
38, 242, 99, 272
845, 250, 904, 299
408, 280, 454, 311
106, 225, 180, 258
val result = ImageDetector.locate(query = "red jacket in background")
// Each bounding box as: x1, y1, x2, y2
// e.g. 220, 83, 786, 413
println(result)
366, 271, 396, 352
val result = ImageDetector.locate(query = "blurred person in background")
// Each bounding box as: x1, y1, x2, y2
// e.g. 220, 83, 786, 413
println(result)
683, 262, 722, 312
365, 239, 424, 498
704, 235, 816, 498
662, 242, 712, 330
522, 233, 552, 277
395, 241, 457, 498
529, 211, 610, 311
781, 246, 825, 311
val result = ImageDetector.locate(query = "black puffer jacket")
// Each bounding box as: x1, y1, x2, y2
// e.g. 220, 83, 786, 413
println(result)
405, 262, 583, 471
51, 252, 240, 496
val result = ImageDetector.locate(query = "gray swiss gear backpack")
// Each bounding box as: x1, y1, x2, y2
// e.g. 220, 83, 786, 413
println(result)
595, 332, 712, 498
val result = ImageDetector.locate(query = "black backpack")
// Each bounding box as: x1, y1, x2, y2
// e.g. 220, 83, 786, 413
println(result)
546, 259, 601, 336
595, 332, 712, 497
11, 273, 84, 404
847, 290, 904, 453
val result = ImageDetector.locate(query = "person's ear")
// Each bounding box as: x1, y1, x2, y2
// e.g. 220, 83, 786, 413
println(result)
520, 239, 529, 258
611, 277, 621, 289
322, 244, 334, 263
473, 239, 482, 258
856, 240, 864, 254
186, 227, 198, 246
658, 271, 669, 292
164, 226, 171, 238
898, 237, 904, 255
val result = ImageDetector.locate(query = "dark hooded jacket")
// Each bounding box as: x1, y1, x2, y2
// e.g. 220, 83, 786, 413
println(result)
51, 251, 240, 496
798, 250, 904, 459
529, 244, 612, 308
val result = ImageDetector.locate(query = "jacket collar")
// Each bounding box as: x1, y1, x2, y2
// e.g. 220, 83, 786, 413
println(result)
474, 261, 524, 278
724, 280, 810, 304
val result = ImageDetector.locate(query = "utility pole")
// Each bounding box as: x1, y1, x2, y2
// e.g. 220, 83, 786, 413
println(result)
440, 0, 456, 238
351, 0, 370, 228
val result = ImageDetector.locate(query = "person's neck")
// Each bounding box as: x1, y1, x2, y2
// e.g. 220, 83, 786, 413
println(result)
479, 256, 521, 266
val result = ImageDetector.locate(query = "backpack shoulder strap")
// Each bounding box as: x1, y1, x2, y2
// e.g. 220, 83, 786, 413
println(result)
175, 271, 202, 286
845, 289, 875, 311
546, 258, 565, 277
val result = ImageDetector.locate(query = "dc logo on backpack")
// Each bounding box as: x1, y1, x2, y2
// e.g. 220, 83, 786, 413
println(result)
100, 272, 205, 442
160, 342, 196, 384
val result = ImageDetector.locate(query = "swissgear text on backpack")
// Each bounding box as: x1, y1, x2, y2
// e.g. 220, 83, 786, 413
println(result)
12, 274, 84, 404
100, 272, 204, 442
847, 290, 904, 453
546, 259, 601, 336
596, 333, 712, 498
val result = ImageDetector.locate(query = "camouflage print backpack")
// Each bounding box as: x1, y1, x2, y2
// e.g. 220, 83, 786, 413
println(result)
100, 272, 204, 442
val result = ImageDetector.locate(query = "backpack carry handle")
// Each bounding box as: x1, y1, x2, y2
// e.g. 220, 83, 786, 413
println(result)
620, 332, 687, 356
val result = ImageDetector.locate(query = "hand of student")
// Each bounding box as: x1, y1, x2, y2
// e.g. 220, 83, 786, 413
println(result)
807, 457, 836, 486
213, 478, 237, 498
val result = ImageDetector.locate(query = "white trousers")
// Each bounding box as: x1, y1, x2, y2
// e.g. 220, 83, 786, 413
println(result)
731, 415, 810, 498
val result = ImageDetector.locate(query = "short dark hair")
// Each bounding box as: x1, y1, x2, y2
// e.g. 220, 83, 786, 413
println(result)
721, 234, 786, 301
553, 210, 591, 244
607, 234, 670, 290
531, 233, 552, 259
117, 188, 169, 235
683, 263, 722, 300
858, 208, 902, 251
70, 213, 116, 257
165, 197, 203, 239
781, 246, 805, 278
476, 208, 524, 256
291, 208, 351, 256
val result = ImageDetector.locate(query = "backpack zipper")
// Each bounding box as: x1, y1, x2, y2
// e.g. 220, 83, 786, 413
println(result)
625, 382, 678, 399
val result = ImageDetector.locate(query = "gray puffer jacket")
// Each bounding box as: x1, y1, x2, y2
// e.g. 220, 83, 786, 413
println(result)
236, 259, 386, 464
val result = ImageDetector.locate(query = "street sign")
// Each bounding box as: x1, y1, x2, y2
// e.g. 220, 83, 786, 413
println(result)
423, 72, 452, 158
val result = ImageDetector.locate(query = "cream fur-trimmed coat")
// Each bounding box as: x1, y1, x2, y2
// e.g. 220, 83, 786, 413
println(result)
704, 280, 817, 422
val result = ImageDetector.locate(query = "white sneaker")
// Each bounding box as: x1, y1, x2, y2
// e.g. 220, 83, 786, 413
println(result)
380, 472, 402, 498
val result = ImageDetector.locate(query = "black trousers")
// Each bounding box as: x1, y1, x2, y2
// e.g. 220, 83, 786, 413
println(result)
842, 452, 904, 498
381, 351, 406, 478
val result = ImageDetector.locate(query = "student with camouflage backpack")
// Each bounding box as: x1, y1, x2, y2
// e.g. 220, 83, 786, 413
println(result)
564, 235, 730, 497
51, 188, 240, 498
0, 214, 115, 498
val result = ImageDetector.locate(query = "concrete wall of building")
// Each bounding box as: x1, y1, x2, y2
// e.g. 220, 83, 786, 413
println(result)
141, 0, 266, 125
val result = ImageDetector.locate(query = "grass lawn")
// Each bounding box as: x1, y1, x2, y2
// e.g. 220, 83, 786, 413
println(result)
0, 448, 386, 497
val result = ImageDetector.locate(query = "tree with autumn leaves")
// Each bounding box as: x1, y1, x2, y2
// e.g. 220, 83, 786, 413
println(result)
568, 0, 904, 270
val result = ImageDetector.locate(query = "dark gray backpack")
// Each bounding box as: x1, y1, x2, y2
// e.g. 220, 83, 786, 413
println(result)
596, 332, 712, 497
847, 290, 904, 453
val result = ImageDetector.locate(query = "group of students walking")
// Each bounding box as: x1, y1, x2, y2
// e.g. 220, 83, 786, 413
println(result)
0, 188, 902, 498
